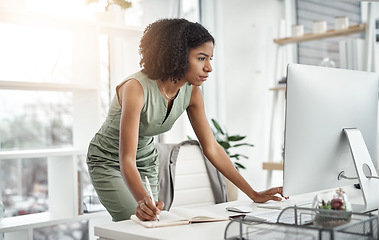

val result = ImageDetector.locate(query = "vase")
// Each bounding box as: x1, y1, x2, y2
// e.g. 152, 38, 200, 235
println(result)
312, 188, 352, 228
95, 11, 116, 23
107, 4, 125, 25
313, 209, 352, 228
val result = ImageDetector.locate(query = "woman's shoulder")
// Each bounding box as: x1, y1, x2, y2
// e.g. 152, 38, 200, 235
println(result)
123, 70, 146, 82
115, 71, 154, 93
125, 71, 156, 88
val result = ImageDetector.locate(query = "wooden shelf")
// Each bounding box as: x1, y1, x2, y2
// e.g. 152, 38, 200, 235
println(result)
262, 162, 283, 171
265, 24, 366, 177
274, 24, 366, 45
269, 85, 286, 91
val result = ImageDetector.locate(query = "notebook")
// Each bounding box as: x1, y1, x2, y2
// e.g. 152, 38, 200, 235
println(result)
130, 207, 229, 228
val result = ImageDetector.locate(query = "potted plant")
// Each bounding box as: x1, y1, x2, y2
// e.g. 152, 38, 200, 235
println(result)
210, 119, 254, 171
86, 0, 132, 10
210, 119, 254, 201
312, 188, 352, 228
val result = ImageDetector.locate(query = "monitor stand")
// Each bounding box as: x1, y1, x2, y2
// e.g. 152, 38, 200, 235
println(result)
340, 128, 379, 213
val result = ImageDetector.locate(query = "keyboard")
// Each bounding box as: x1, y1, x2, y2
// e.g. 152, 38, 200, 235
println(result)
257, 197, 313, 210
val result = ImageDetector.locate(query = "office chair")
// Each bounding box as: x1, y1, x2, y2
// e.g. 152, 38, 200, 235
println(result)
157, 140, 228, 210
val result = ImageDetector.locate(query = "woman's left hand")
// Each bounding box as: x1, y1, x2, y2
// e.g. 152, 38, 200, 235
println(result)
253, 186, 287, 203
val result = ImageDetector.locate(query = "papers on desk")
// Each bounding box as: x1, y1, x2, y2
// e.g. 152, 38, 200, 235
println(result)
237, 209, 313, 225
131, 207, 229, 228
243, 210, 281, 223
257, 197, 313, 210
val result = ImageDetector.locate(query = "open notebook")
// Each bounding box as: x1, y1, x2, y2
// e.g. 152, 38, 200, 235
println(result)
130, 207, 229, 228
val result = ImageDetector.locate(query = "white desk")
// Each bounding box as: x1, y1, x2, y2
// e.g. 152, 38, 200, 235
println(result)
94, 200, 252, 240
94, 186, 376, 240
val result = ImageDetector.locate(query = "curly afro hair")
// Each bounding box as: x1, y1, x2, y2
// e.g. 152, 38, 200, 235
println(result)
139, 18, 214, 82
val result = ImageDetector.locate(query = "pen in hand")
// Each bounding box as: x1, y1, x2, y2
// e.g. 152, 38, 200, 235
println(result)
145, 176, 160, 221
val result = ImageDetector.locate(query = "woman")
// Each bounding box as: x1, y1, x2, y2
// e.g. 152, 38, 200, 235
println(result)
86, 18, 284, 222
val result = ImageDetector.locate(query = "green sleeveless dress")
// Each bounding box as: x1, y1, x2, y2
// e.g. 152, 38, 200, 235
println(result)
86, 71, 192, 221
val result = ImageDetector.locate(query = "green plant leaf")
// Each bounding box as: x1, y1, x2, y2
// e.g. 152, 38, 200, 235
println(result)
211, 119, 224, 135
218, 141, 231, 150
227, 135, 246, 141
234, 162, 246, 170
209, 118, 255, 171
232, 143, 254, 148
229, 154, 249, 159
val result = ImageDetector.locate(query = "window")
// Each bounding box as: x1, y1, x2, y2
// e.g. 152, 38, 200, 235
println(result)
33, 220, 89, 240
0, 2, 111, 229
1, 158, 47, 217
0, 1, 201, 239
0, 90, 73, 151
0, 24, 72, 83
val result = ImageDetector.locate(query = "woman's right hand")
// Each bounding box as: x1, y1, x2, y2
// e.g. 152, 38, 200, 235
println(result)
252, 186, 288, 203
135, 196, 164, 221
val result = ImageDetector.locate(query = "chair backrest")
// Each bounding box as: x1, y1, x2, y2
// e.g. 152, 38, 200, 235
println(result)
170, 144, 216, 208
157, 140, 227, 210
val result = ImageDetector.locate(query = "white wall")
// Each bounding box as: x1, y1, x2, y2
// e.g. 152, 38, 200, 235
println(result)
218, 0, 285, 194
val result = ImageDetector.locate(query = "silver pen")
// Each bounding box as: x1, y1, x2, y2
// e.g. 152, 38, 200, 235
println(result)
145, 176, 160, 221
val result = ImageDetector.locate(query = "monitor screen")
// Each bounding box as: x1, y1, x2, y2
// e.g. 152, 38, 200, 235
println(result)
283, 63, 379, 212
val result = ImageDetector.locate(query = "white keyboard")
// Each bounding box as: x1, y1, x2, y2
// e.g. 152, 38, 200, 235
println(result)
257, 197, 313, 210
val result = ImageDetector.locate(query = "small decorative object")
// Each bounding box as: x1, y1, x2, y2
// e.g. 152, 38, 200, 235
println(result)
319, 57, 335, 68
312, 188, 352, 228
0, 200, 4, 222
313, 20, 327, 34
334, 16, 349, 30
291, 24, 304, 37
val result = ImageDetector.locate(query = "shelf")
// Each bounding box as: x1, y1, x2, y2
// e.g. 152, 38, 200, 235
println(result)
269, 85, 286, 91
262, 162, 283, 171
274, 24, 366, 45
267, 23, 367, 179
0, 211, 111, 233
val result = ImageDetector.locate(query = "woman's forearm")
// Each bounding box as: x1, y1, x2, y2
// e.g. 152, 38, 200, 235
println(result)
120, 159, 149, 202
204, 144, 284, 203
203, 145, 258, 201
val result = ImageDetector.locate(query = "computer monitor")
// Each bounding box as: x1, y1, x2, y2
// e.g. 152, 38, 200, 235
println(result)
283, 63, 379, 212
